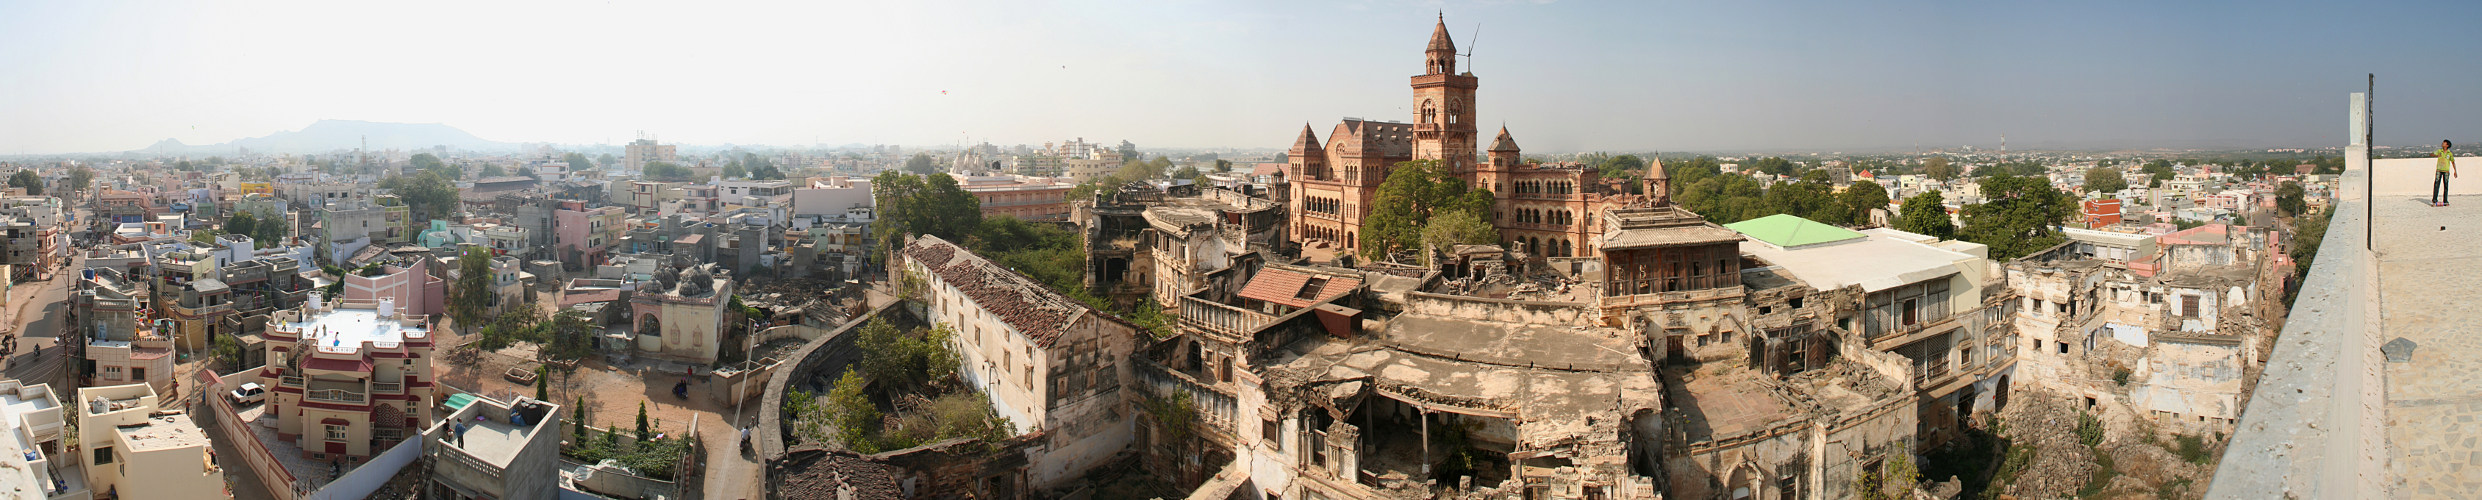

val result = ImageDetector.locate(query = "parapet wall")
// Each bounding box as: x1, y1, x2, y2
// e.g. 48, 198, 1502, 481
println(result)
1402, 291, 1596, 327
2208, 148, 2384, 499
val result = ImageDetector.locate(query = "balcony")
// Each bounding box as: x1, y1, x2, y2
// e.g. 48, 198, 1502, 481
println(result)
1176, 296, 1276, 339
278, 376, 305, 388
372, 381, 404, 394
304, 389, 367, 405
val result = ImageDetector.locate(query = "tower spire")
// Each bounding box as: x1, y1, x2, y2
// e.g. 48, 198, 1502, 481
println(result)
1425, 13, 1457, 75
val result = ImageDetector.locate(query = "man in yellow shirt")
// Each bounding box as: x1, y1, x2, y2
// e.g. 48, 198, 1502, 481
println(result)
2439, 140, 2459, 206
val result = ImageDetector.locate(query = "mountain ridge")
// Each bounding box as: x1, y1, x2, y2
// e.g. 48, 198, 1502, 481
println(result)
133, 120, 513, 154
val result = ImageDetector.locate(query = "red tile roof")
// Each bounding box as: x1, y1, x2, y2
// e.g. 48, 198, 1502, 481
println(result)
1237, 267, 1359, 309
902, 236, 1120, 347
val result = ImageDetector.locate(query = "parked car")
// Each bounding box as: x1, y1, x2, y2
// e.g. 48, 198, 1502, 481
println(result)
229, 382, 267, 405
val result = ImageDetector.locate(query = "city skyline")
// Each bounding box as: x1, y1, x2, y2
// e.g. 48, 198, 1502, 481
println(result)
2, 0, 2476, 156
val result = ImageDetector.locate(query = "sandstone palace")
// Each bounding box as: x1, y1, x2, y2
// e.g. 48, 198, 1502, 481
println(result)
1283, 14, 1649, 260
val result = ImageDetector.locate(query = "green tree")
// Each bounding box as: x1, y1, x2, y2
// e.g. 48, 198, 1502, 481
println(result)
642, 161, 693, 181
409, 153, 445, 172
448, 246, 496, 337
1419, 209, 1499, 264
597, 153, 618, 167
225, 211, 257, 239
1359, 160, 1494, 261
563, 152, 594, 170
826, 369, 880, 453
2275, 181, 2307, 217
1842, 179, 1891, 226
534, 366, 549, 400
752, 163, 786, 180
544, 308, 598, 360
2142, 159, 2176, 187
7, 170, 41, 195
903, 153, 937, 174
721, 161, 748, 179
517, 166, 537, 179
211, 332, 246, 369
869, 171, 981, 248
480, 164, 507, 178
1765, 170, 1843, 224
1171, 165, 1201, 179
1958, 174, 2076, 260
574, 396, 589, 441
1922, 156, 1958, 182
1597, 154, 1648, 180
2083, 167, 2128, 194
855, 318, 961, 395
66, 166, 93, 195
636, 401, 653, 442
252, 211, 287, 247
1896, 191, 1956, 240
1213, 159, 1233, 173
378, 171, 460, 223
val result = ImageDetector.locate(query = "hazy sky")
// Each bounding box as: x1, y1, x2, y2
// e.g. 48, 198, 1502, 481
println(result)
3, 0, 2477, 155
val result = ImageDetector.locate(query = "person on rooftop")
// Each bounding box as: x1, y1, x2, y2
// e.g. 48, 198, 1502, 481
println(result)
2437, 139, 2458, 206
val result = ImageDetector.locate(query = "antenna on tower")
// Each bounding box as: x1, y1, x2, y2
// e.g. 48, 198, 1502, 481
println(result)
1461, 23, 1482, 73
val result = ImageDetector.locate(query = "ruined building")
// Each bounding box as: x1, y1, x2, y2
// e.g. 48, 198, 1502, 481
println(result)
2006, 223, 2284, 434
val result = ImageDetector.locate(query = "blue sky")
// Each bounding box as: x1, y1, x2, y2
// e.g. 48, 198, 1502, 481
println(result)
0, 0, 2475, 155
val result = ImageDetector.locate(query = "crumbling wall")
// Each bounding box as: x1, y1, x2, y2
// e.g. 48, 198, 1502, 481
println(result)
1403, 291, 1595, 326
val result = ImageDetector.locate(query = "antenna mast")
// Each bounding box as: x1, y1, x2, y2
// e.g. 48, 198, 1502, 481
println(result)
1461, 23, 1481, 73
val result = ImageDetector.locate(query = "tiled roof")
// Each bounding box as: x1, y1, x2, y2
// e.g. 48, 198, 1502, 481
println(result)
902, 235, 1100, 348
1237, 267, 1360, 309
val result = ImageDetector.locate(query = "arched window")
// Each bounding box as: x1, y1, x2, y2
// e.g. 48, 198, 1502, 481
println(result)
1421, 100, 1437, 124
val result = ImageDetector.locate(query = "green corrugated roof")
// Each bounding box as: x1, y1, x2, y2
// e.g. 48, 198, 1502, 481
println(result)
444, 393, 480, 411
1725, 214, 1865, 248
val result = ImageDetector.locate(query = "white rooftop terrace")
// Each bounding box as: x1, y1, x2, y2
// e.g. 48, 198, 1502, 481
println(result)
0, 381, 80, 499
279, 302, 429, 355
1737, 227, 1985, 293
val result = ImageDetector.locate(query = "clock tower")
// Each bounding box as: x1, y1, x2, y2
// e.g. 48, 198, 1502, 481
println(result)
1411, 14, 1480, 179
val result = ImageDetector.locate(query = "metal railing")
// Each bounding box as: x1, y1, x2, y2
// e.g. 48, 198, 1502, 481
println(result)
371, 382, 403, 394
1176, 296, 1276, 338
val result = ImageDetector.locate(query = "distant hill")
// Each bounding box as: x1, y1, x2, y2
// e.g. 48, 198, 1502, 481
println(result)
135, 120, 512, 155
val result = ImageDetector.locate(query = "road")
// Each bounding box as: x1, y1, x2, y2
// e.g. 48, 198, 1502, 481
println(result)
1, 239, 80, 392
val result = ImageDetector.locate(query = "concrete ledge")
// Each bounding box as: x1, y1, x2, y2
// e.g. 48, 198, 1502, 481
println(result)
2209, 152, 2387, 498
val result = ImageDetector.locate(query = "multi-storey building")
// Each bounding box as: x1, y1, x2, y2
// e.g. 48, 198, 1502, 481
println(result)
0, 379, 81, 499
623, 138, 677, 172
257, 296, 440, 460
155, 249, 231, 352
962, 176, 1074, 222
76, 382, 223, 500
422, 395, 562, 500
554, 205, 627, 269
902, 234, 1140, 488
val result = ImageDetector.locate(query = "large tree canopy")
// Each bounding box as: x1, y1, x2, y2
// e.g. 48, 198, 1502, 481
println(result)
1841, 179, 1891, 226
1959, 174, 2076, 260
1359, 159, 1495, 261
1896, 190, 1955, 240
2083, 167, 2128, 194
378, 171, 459, 223
870, 171, 981, 251
643, 161, 693, 181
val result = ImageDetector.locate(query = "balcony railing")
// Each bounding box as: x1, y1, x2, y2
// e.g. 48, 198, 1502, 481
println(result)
278, 376, 305, 388
371, 381, 403, 394
1176, 296, 1276, 338
304, 389, 366, 404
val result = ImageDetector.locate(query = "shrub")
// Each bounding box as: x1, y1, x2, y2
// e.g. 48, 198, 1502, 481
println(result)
2076, 412, 2106, 448
2175, 434, 2213, 464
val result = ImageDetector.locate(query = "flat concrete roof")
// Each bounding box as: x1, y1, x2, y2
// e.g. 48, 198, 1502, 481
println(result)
1738, 228, 1971, 293
2374, 192, 2482, 495
1382, 315, 1640, 369
448, 417, 536, 467
115, 412, 210, 452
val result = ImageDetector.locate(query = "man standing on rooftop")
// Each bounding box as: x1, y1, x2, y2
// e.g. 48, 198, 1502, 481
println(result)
2436, 139, 2458, 206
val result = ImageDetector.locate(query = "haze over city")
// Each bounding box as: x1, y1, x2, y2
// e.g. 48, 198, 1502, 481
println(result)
4, 0, 2478, 155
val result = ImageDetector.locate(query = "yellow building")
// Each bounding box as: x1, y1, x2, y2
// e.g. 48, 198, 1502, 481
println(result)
78, 383, 225, 500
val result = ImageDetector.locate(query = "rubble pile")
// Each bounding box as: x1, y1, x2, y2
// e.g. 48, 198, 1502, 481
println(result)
1996, 389, 2100, 499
